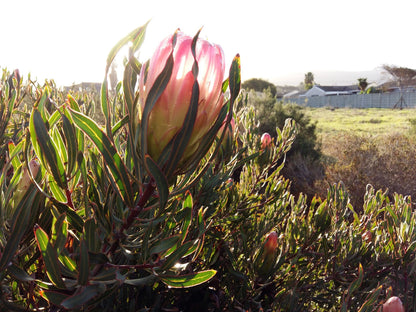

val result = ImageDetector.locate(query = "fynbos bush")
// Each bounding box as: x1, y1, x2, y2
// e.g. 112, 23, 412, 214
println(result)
1, 22, 416, 312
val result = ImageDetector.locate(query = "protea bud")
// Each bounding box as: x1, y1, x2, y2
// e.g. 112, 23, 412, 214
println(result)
254, 231, 279, 280
139, 31, 225, 171
383, 296, 404, 312
260, 132, 272, 150
217, 116, 235, 161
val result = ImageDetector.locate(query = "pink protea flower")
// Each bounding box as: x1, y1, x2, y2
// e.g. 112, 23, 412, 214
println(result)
261, 132, 272, 150
254, 231, 279, 280
383, 296, 404, 312
264, 231, 278, 254
139, 31, 225, 167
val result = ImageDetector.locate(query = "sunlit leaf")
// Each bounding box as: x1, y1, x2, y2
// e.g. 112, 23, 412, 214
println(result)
160, 270, 217, 288
34, 225, 66, 289
68, 109, 133, 207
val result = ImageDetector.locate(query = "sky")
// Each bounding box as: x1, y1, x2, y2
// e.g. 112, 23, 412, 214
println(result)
1, 0, 416, 87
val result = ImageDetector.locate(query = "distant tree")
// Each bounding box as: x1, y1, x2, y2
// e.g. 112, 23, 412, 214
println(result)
382, 64, 416, 88
242, 78, 277, 97
357, 78, 368, 93
304, 72, 314, 90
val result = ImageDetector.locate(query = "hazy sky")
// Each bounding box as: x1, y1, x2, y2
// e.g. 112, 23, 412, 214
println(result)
1, 0, 415, 86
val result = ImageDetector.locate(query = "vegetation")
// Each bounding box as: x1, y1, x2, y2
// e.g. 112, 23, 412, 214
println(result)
244, 90, 323, 199
241, 78, 278, 98
304, 72, 314, 90
1, 24, 416, 311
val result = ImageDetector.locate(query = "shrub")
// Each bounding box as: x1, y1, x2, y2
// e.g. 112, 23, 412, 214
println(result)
318, 132, 416, 208
243, 90, 324, 199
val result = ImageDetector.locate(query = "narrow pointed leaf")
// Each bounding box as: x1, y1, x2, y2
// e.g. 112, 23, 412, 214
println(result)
160, 270, 217, 288
145, 155, 169, 210
180, 192, 193, 243
7, 264, 35, 282
84, 218, 99, 253
161, 240, 195, 271
149, 235, 181, 256
30, 109, 67, 189
78, 239, 90, 286
0, 189, 37, 272
62, 114, 78, 175
34, 225, 66, 289
53, 201, 84, 233
40, 290, 70, 307
68, 109, 133, 207
60, 285, 102, 309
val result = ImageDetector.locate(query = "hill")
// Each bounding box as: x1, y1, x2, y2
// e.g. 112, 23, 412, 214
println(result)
271, 68, 386, 87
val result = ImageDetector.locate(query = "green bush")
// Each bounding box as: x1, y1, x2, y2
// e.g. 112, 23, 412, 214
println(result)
1, 25, 415, 312
242, 90, 324, 199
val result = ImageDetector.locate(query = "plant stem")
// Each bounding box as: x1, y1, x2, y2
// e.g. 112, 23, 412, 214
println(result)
107, 181, 156, 256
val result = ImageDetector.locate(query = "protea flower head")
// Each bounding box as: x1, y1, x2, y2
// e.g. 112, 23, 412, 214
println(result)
383, 296, 404, 312
264, 231, 278, 254
261, 132, 272, 150
254, 231, 279, 280
139, 30, 225, 171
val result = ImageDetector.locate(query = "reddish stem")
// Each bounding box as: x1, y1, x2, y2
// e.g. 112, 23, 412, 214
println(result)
65, 189, 74, 210
106, 181, 156, 256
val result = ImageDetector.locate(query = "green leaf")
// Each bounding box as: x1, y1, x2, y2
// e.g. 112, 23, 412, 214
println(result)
62, 113, 78, 175
160, 270, 217, 288
78, 239, 89, 286
124, 274, 157, 287
84, 218, 99, 253
53, 201, 84, 233
58, 254, 77, 274
60, 285, 103, 309
101, 22, 148, 135
161, 240, 195, 271
6, 264, 35, 282
105, 22, 148, 77
30, 109, 67, 189
34, 225, 66, 289
149, 235, 181, 256
345, 263, 364, 300
51, 212, 68, 254
48, 178, 67, 202
8, 141, 22, 170
0, 189, 37, 272
68, 109, 133, 207
145, 155, 169, 210
112, 115, 129, 136
358, 285, 382, 312
180, 192, 193, 243
40, 290, 70, 307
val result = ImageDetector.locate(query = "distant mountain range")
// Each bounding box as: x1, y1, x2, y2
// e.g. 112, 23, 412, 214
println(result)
271, 68, 387, 86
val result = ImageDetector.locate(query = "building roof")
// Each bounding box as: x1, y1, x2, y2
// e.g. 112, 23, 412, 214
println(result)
315, 85, 359, 92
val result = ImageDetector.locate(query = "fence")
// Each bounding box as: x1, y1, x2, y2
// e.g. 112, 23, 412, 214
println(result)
283, 91, 416, 109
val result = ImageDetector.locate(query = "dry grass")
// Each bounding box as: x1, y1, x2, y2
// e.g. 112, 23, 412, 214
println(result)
302, 107, 416, 207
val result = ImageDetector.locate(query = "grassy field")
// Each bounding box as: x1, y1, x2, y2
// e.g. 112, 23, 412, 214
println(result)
304, 107, 416, 136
